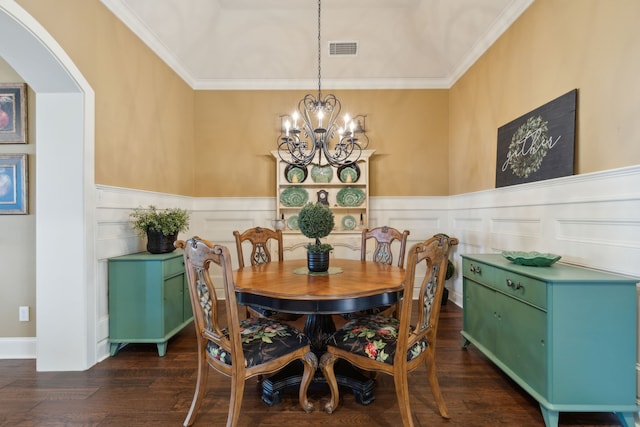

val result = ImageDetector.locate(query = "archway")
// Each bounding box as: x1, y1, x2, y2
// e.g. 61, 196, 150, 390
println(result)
0, 1, 96, 371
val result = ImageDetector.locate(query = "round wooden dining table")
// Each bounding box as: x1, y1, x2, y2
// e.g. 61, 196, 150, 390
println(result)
235, 258, 405, 406
235, 258, 404, 313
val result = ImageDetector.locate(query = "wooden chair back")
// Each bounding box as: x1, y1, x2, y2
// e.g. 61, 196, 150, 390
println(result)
233, 227, 291, 319
322, 234, 458, 426
233, 227, 283, 269
177, 236, 315, 426
400, 234, 458, 366
361, 226, 410, 268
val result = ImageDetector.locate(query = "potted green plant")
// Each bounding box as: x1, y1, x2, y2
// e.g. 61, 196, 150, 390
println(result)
297, 202, 335, 272
130, 205, 190, 254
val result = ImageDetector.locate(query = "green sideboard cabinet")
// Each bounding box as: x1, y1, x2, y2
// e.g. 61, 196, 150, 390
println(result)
461, 254, 638, 427
108, 250, 193, 356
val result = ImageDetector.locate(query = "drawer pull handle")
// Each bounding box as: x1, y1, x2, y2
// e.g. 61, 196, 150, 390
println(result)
470, 265, 482, 274
506, 279, 523, 290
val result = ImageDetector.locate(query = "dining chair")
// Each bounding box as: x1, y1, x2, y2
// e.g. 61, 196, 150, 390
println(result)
233, 226, 283, 269
233, 226, 293, 319
176, 237, 317, 427
350, 226, 410, 318
361, 226, 410, 268
320, 234, 458, 426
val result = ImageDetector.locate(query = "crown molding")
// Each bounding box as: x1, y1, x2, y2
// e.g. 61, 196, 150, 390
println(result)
101, 0, 534, 91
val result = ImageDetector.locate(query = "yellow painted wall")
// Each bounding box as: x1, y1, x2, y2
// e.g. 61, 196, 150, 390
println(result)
18, 0, 196, 196
449, 0, 640, 194
15, 0, 640, 197
3, 0, 638, 340
194, 89, 449, 197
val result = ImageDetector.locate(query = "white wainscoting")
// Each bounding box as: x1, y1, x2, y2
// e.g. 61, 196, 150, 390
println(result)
95, 165, 640, 410
94, 187, 194, 361
447, 165, 640, 305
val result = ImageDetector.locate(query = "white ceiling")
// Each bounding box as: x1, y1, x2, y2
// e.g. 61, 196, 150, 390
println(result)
101, 0, 533, 90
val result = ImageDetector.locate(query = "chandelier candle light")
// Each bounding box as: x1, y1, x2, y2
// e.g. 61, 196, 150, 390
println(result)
277, 0, 369, 168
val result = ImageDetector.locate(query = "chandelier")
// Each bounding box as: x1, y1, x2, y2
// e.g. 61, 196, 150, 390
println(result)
277, 0, 369, 168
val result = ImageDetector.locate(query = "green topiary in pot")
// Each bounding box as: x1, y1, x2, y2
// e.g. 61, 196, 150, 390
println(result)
297, 202, 335, 252
130, 205, 190, 254
297, 202, 335, 272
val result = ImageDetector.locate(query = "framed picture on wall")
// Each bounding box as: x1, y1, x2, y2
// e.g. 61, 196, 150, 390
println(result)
0, 154, 28, 214
495, 89, 577, 188
0, 83, 27, 144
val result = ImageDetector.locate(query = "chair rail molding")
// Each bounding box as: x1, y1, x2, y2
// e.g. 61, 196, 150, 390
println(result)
40, 165, 640, 376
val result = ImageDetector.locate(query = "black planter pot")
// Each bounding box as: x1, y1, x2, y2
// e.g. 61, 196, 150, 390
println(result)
307, 251, 330, 273
441, 287, 449, 306
146, 231, 178, 254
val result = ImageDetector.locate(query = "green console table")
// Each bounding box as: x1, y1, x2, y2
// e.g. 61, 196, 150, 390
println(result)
108, 250, 193, 356
461, 254, 638, 427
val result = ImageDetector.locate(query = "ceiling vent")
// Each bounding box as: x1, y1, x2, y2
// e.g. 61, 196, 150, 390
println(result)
329, 41, 358, 56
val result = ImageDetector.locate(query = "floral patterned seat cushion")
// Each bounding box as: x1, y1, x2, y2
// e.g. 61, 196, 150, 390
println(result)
328, 315, 428, 365
206, 316, 310, 367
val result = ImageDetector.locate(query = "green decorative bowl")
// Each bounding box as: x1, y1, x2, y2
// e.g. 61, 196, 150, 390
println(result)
280, 187, 308, 207
310, 164, 333, 183
336, 187, 365, 207
502, 251, 561, 267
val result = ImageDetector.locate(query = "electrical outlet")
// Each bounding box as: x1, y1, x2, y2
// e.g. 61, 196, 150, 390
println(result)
19, 306, 29, 322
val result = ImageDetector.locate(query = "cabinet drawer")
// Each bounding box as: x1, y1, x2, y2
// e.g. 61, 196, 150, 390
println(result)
463, 258, 546, 309
462, 258, 497, 288
494, 269, 547, 309
163, 255, 185, 278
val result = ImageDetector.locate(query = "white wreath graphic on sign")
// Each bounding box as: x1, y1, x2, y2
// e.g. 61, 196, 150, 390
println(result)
507, 115, 550, 178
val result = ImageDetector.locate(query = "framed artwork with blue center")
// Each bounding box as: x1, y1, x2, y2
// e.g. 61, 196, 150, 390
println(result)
0, 154, 28, 214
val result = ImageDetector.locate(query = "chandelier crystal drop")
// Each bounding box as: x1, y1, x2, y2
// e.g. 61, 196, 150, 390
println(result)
277, 0, 369, 168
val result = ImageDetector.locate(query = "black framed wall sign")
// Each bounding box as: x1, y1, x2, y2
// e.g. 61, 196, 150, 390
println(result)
495, 89, 577, 188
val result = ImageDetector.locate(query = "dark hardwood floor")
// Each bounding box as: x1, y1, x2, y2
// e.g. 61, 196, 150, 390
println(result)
0, 303, 626, 426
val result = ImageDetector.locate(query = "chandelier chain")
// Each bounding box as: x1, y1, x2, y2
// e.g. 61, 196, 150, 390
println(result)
276, 0, 369, 168
317, 0, 322, 98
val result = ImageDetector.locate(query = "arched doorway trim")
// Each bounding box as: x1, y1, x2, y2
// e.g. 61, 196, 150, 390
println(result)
0, 1, 96, 371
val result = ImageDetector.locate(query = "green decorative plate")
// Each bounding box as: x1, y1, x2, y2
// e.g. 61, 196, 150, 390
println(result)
280, 187, 308, 207
502, 251, 561, 267
287, 215, 299, 230
338, 163, 360, 183
310, 164, 333, 183
336, 187, 365, 207
341, 215, 357, 230
285, 164, 307, 183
